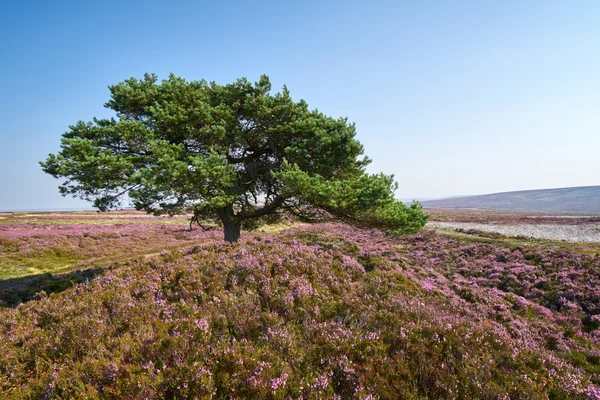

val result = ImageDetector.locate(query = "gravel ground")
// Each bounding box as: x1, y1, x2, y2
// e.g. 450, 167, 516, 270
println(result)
427, 221, 600, 243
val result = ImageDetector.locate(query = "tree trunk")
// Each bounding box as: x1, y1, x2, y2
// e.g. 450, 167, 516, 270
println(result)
222, 218, 241, 243
217, 204, 242, 243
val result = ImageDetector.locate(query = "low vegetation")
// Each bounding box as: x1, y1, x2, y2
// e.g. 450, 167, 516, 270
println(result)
1, 212, 599, 398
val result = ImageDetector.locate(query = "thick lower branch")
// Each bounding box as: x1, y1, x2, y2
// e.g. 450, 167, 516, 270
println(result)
236, 195, 285, 219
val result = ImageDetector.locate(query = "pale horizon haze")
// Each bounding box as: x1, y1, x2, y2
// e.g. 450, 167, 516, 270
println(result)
1, 1, 599, 211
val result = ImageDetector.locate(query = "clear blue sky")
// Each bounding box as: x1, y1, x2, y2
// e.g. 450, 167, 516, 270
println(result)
1, 0, 599, 210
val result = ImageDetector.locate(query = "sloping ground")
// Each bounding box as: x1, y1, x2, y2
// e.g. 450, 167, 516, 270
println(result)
1, 223, 600, 399
0, 212, 299, 307
421, 185, 600, 214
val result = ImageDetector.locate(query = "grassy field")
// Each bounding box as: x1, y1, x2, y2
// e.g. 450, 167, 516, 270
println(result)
0, 212, 209, 277
0, 212, 222, 306
1, 210, 600, 398
0, 211, 301, 307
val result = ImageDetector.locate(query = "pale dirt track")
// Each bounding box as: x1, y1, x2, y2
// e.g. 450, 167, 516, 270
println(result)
427, 221, 600, 243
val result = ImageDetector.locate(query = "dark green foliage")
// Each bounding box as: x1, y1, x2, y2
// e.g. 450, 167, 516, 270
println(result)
41, 74, 427, 241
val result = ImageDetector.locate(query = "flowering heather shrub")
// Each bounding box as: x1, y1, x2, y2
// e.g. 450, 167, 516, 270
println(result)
0, 219, 220, 279
0, 213, 223, 307
400, 231, 600, 320
1, 220, 600, 398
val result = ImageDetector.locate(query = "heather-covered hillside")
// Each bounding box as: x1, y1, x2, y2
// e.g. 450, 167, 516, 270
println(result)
1, 214, 600, 398
421, 185, 600, 214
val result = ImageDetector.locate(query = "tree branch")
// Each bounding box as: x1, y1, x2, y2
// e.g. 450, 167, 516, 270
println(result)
236, 195, 285, 219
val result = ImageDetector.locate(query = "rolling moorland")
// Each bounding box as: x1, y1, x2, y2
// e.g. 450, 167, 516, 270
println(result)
0, 211, 600, 398
427, 208, 600, 243
420, 185, 600, 214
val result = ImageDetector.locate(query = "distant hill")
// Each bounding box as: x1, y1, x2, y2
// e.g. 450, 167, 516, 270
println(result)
420, 185, 600, 214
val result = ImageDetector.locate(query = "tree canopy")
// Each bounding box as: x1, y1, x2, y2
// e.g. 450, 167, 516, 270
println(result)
41, 74, 427, 242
